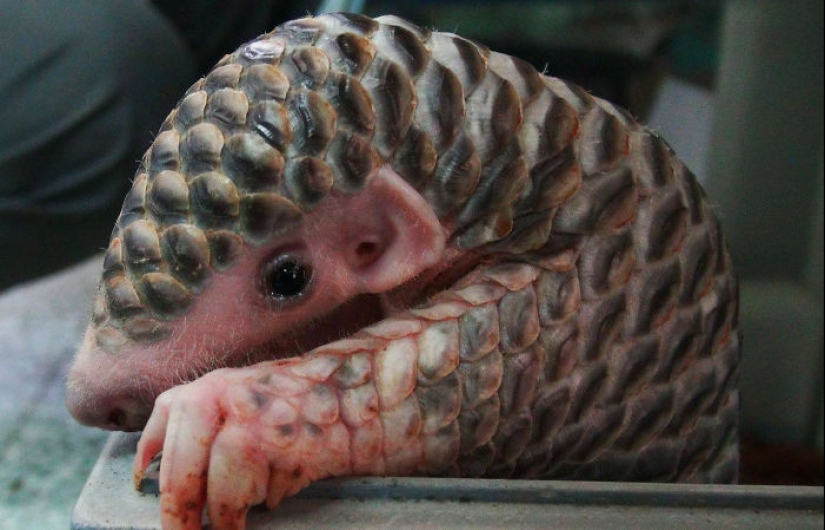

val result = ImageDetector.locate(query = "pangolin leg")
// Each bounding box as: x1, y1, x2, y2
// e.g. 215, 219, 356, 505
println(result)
134, 256, 738, 529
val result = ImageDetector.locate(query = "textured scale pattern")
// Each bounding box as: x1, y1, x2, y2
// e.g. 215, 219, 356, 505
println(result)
91, 13, 739, 483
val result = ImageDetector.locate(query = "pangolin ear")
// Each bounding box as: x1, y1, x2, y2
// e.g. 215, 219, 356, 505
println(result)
330, 165, 446, 293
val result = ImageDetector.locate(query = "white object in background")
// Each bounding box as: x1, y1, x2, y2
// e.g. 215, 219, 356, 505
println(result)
318, 0, 366, 15
647, 76, 715, 184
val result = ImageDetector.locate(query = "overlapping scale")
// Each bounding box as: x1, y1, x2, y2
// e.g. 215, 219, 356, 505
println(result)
88, 19, 739, 488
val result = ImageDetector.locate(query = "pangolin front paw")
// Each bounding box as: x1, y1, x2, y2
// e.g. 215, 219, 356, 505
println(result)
133, 362, 349, 530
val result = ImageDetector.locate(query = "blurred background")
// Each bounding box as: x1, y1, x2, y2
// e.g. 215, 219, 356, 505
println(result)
0, 0, 822, 528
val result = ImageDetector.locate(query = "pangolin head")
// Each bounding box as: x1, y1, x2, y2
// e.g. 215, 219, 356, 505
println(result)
87, 10, 537, 357
91, 14, 394, 352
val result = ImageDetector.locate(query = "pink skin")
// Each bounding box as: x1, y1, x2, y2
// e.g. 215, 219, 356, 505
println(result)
136, 353, 363, 529
66, 166, 466, 528
66, 166, 448, 429
131, 264, 521, 530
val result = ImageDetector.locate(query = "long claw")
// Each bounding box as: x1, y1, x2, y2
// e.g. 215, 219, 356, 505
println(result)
138, 451, 163, 495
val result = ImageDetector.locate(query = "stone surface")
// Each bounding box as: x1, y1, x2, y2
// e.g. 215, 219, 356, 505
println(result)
0, 256, 109, 530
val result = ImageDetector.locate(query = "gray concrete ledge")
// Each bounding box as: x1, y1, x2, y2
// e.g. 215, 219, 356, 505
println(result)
73, 433, 824, 530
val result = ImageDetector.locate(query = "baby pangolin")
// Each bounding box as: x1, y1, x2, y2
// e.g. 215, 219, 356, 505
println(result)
66, 12, 740, 530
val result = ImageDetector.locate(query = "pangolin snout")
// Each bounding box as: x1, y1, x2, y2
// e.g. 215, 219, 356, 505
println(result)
65, 379, 152, 431
66, 330, 159, 431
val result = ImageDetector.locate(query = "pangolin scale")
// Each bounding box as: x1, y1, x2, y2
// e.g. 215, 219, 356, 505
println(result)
67, 12, 740, 529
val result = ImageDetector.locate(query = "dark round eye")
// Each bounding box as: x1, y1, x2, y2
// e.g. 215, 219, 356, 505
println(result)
262, 256, 313, 300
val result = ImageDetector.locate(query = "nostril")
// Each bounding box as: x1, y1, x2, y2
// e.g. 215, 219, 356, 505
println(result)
105, 403, 152, 432
108, 407, 128, 430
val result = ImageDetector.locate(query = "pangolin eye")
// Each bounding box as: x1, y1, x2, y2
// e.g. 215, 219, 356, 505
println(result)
262, 256, 313, 300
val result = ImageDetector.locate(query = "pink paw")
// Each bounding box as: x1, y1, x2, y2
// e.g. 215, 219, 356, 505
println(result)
133, 362, 348, 530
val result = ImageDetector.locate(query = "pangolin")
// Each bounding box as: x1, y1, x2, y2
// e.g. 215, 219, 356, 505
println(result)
65, 12, 741, 530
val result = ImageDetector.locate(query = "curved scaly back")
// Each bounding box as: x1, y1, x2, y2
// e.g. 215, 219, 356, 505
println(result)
92, 13, 727, 353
